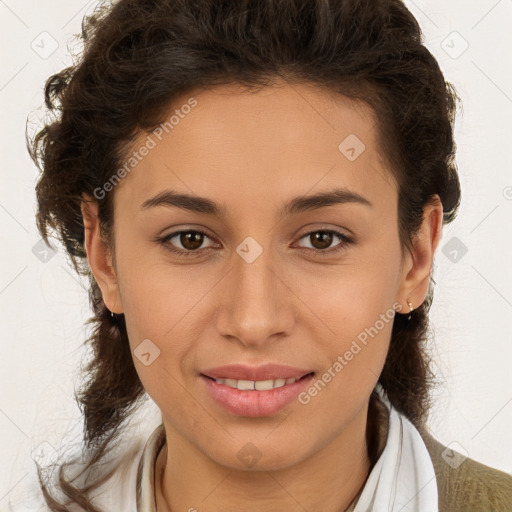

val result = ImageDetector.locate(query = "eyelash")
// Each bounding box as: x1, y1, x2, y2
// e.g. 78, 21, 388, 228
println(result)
157, 228, 354, 258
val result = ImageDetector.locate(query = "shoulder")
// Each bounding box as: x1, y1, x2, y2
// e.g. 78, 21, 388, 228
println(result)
418, 428, 512, 512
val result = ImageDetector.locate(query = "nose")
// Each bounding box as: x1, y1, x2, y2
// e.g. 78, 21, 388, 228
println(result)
215, 242, 295, 349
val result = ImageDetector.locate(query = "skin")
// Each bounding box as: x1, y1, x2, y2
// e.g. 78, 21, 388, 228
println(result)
81, 80, 443, 512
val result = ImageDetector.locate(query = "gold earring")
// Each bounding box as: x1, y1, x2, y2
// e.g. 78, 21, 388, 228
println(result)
406, 298, 413, 322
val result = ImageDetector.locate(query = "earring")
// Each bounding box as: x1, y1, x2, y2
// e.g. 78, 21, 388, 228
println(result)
406, 298, 413, 321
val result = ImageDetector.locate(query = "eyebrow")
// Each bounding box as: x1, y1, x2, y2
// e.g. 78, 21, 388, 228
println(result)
140, 187, 372, 218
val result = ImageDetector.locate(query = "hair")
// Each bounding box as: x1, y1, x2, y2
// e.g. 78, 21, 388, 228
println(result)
28, 0, 461, 509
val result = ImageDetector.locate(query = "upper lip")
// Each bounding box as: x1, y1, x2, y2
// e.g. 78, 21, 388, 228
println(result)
201, 364, 313, 381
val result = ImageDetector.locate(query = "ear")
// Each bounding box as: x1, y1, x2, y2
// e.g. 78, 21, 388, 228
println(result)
397, 195, 444, 312
80, 193, 123, 314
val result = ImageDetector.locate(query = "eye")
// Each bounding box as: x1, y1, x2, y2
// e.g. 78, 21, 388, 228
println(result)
158, 229, 217, 257
157, 227, 353, 258
294, 229, 353, 255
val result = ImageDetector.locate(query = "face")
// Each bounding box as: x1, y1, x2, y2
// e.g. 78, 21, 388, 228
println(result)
83, 80, 438, 471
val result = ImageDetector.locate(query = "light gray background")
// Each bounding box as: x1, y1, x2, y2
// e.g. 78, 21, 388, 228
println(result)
1, 0, 511, 508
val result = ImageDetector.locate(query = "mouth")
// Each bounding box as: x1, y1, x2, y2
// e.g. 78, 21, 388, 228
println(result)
199, 369, 316, 417
201, 372, 315, 391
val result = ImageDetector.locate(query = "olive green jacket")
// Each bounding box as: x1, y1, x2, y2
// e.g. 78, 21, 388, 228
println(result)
419, 429, 512, 512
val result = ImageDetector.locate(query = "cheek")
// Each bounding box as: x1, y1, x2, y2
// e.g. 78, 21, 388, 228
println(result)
114, 258, 193, 390
294, 291, 396, 434
117, 240, 214, 348
298, 241, 402, 393
303, 242, 402, 337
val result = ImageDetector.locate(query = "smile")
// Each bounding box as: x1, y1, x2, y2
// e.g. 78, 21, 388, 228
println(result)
200, 371, 315, 417
209, 376, 306, 390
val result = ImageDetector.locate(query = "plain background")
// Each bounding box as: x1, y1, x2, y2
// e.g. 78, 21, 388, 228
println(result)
1, 0, 511, 508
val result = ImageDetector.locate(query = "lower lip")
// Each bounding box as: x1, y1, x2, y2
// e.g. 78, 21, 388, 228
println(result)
200, 373, 315, 417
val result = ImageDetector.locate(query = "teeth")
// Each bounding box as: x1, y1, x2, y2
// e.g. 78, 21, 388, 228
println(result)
214, 377, 299, 390
255, 379, 274, 391
273, 378, 286, 388
237, 379, 255, 390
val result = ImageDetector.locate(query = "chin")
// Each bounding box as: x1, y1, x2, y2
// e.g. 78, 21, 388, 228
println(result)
204, 438, 311, 472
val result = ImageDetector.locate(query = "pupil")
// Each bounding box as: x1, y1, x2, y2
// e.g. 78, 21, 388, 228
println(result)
312, 231, 332, 249
182, 232, 203, 250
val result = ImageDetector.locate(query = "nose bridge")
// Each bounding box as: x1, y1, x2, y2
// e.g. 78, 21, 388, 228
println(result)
216, 236, 293, 346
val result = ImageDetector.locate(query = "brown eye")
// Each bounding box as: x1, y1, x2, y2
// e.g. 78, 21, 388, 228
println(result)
296, 229, 353, 255
179, 231, 205, 250
309, 231, 334, 250
159, 229, 216, 256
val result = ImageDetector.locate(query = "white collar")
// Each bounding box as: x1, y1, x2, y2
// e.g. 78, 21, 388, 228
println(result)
136, 421, 165, 511
352, 385, 439, 512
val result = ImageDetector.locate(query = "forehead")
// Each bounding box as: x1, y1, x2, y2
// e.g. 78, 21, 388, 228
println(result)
113, 80, 396, 219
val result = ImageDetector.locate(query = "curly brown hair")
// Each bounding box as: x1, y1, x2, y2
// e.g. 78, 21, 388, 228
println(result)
28, 0, 461, 510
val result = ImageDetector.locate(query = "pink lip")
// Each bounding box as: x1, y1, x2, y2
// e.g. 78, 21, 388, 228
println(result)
199, 364, 315, 417
200, 363, 312, 381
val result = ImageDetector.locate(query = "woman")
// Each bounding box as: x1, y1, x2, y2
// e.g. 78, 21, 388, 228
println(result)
27, 0, 512, 511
